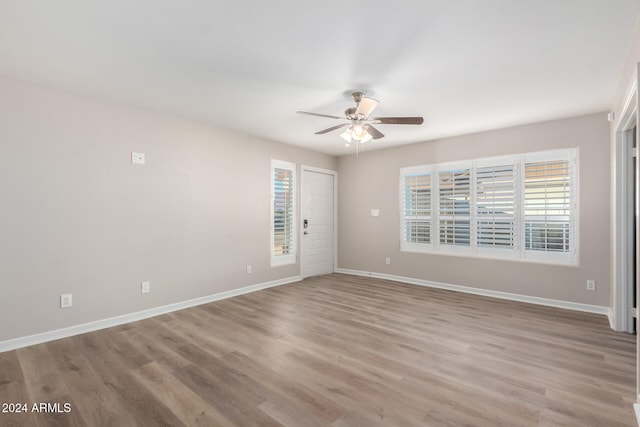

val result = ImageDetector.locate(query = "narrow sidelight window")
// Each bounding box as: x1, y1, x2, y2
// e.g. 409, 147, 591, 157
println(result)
271, 160, 296, 266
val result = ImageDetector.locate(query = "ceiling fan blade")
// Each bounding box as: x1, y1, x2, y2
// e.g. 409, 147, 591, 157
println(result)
373, 116, 424, 125
355, 97, 379, 118
315, 123, 351, 135
365, 124, 385, 140
297, 111, 343, 120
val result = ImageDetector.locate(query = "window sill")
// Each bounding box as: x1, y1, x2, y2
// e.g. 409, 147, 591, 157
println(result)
400, 246, 578, 267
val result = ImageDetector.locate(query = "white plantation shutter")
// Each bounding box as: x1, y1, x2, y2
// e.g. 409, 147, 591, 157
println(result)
401, 170, 432, 248
271, 160, 296, 266
438, 168, 470, 246
273, 168, 293, 255
475, 164, 516, 249
399, 149, 577, 265
524, 158, 572, 255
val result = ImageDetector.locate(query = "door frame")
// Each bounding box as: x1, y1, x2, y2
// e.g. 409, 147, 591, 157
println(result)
300, 165, 338, 278
613, 78, 638, 332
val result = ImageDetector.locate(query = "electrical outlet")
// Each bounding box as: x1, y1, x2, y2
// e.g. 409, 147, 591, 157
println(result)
60, 294, 72, 308
246, 265, 252, 274
385, 258, 391, 265
141, 281, 151, 294
586, 280, 596, 291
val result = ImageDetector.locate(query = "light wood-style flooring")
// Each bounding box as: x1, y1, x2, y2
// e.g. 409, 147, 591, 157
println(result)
0, 273, 636, 426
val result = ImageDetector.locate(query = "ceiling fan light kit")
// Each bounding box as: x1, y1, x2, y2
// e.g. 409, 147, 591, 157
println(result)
340, 123, 373, 146
297, 92, 424, 149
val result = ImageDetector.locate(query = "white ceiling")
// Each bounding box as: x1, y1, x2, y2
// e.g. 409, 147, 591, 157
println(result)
1, 1, 639, 156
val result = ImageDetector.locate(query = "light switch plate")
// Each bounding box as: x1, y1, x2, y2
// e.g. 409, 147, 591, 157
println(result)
132, 152, 145, 165
60, 294, 72, 308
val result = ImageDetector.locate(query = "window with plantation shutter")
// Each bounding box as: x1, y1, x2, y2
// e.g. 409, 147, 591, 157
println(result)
439, 168, 471, 247
524, 158, 572, 256
271, 160, 296, 266
399, 149, 577, 265
400, 168, 433, 251
476, 163, 516, 250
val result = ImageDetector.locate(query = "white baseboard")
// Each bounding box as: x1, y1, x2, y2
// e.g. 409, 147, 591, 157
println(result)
634, 403, 640, 427
335, 268, 611, 318
2, 270, 613, 353
0, 275, 302, 353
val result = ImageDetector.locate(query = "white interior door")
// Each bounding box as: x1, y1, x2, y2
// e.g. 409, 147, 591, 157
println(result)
301, 167, 335, 278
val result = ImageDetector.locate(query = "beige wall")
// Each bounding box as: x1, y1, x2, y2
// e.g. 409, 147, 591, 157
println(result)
0, 75, 336, 342
0, 71, 625, 343
338, 113, 610, 306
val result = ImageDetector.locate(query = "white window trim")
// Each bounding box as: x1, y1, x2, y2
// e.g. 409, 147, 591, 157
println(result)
400, 165, 434, 252
434, 161, 473, 254
271, 159, 297, 267
399, 149, 579, 266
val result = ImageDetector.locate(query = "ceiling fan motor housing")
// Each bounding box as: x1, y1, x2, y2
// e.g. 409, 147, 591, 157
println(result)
345, 107, 357, 119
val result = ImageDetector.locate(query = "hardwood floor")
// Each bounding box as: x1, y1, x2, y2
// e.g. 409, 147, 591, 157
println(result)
0, 273, 636, 426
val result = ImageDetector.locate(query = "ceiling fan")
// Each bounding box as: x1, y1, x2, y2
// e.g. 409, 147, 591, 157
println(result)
297, 92, 424, 145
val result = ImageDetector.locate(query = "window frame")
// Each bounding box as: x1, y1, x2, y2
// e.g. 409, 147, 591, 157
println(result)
474, 157, 518, 257
437, 162, 472, 252
400, 165, 434, 252
399, 149, 578, 265
521, 150, 578, 265
271, 159, 297, 267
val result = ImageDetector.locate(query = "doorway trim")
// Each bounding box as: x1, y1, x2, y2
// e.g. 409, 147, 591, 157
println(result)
613, 78, 638, 332
300, 165, 338, 277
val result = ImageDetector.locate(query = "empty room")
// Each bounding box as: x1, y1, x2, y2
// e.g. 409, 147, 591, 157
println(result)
2, 1, 640, 426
